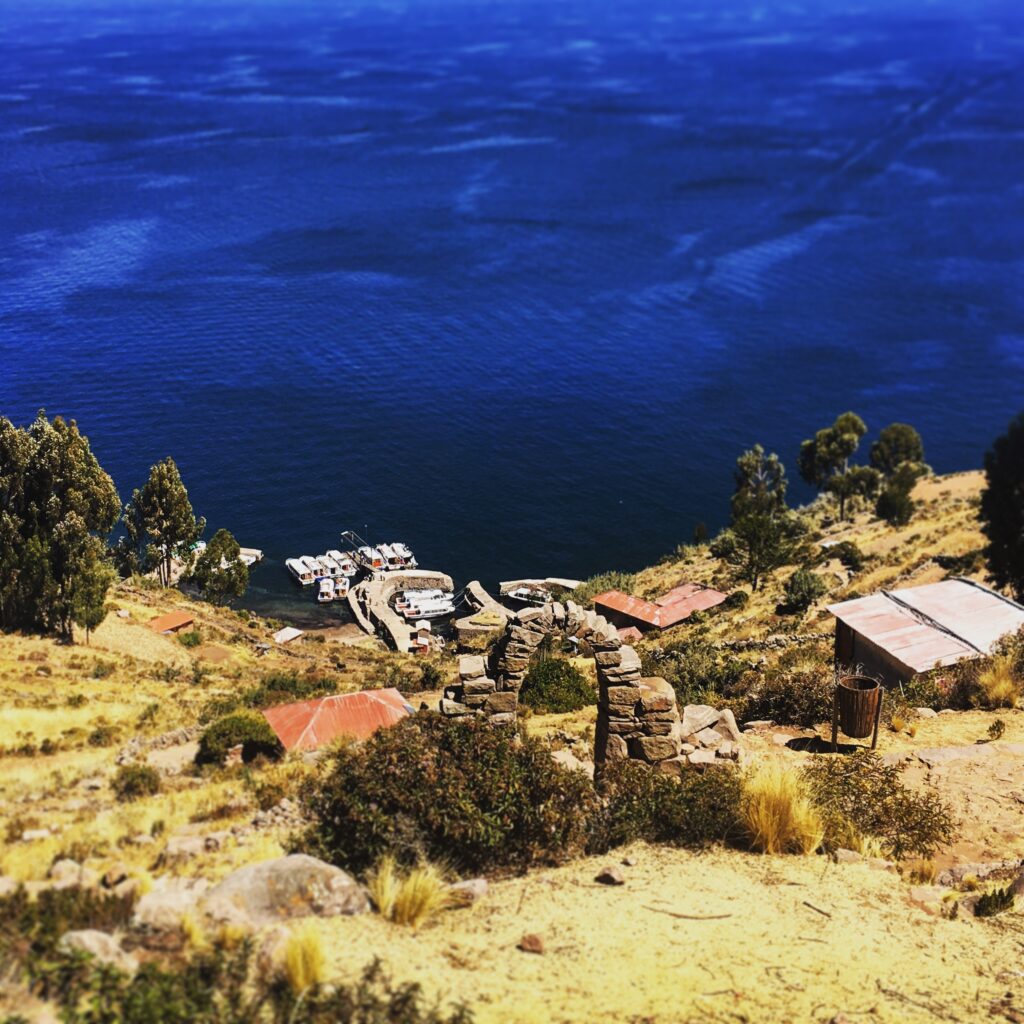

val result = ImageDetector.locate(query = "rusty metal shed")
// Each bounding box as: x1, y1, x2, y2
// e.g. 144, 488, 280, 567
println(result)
262, 688, 415, 752
595, 583, 727, 632
827, 578, 1024, 684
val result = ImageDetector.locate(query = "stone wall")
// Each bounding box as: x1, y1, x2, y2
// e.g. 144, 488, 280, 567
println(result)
440, 600, 687, 771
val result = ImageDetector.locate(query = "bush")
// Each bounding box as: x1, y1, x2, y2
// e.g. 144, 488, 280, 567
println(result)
723, 590, 749, 610
741, 665, 834, 728
801, 751, 957, 860
780, 569, 827, 613
86, 724, 117, 747
199, 671, 338, 723
570, 572, 636, 608
975, 885, 1016, 918
875, 486, 914, 527
300, 714, 598, 876
520, 657, 594, 714
741, 763, 823, 855
196, 712, 284, 767
112, 763, 162, 802
590, 760, 742, 852
829, 541, 865, 571
642, 630, 748, 706
178, 630, 202, 649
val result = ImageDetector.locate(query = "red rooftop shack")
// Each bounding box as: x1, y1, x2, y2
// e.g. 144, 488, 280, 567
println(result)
828, 578, 1024, 685
262, 688, 415, 753
594, 583, 727, 633
148, 610, 194, 634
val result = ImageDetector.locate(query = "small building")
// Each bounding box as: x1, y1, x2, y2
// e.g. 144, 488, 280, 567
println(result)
272, 626, 304, 645
594, 583, 728, 633
827, 578, 1024, 685
262, 688, 415, 752
148, 610, 194, 635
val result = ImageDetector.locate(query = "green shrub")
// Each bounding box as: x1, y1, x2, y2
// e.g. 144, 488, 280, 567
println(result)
780, 569, 827, 613
642, 630, 747, 706
829, 541, 865, 571
801, 751, 957, 860
520, 657, 594, 714
975, 885, 1015, 918
570, 572, 636, 608
300, 714, 598, 876
90, 660, 115, 680
741, 666, 834, 728
112, 763, 162, 802
419, 662, 445, 691
178, 630, 202, 649
723, 590, 749, 611
199, 671, 338, 723
86, 724, 117, 748
875, 486, 914, 526
196, 712, 283, 767
591, 761, 742, 851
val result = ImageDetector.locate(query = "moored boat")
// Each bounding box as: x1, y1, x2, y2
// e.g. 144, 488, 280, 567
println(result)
286, 557, 316, 585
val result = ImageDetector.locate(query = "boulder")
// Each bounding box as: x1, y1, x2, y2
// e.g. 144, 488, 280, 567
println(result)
638, 677, 676, 713
832, 849, 862, 865
440, 698, 475, 717
713, 709, 742, 743
915, 707, 938, 719
459, 655, 486, 680
595, 866, 625, 886
49, 859, 98, 889
681, 705, 720, 736
687, 749, 717, 766
59, 930, 137, 972
160, 834, 208, 866
602, 734, 629, 761
742, 719, 775, 731
132, 877, 210, 951
629, 734, 678, 763
449, 878, 488, 906
694, 728, 723, 750
462, 677, 497, 695
199, 854, 369, 929
518, 932, 545, 954
484, 691, 518, 714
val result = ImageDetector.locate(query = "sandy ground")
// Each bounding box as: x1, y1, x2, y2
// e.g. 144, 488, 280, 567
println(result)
316, 842, 1024, 1024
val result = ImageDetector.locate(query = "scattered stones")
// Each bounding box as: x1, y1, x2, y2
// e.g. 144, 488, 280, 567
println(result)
49, 859, 98, 889
199, 854, 369, 929
681, 705, 720, 736
595, 866, 625, 886
518, 932, 545, 954
448, 878, 488, 906
914, 707, 938, 719
742, 719, 775, 731
936, 860, 1023, 887
713, 709, 742, 743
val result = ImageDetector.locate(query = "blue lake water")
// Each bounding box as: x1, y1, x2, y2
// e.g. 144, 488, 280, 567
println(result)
2, 0, 1023, 619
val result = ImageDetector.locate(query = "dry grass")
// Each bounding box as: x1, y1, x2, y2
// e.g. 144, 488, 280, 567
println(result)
977, 655, 1020, 709
903, 858, 939, 884
741, 763, 824, 856
367, 854, 401, 919
283, 921, 327, 993
368, 856, 451, 929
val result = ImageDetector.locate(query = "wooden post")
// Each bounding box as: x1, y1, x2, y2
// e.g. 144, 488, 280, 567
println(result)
831, 687, 839, 753
870, 688, 883, 751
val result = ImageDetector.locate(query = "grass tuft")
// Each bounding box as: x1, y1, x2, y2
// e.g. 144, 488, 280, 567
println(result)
977, 655, 1020, 709
367, 854, 401, 920
391, 862, 451, 929
742, 763, 824, 856
283, 920, 326, 993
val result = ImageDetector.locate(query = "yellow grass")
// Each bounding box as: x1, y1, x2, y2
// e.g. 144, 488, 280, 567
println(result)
367, 854, 401, 919
977, 655, 1020, 709
391, 862, 451, 928
283, 921, 327, 993
903, 858, 938, 884
741, 763, 824, 856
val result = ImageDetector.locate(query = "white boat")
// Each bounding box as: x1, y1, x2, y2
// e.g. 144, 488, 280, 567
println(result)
358, 545, 385, 570
238, 547, 263, 566
317, 578, 335, 603
379, 543, 404, 571
318, 553, 342, 578
333, 575, 351, 599
299, 555, 326, 579
392, 542, 417, 568
505, 585, 548, 605
395, 588, 445, 611
400, 595, 456, 620
286, 557, 316, 585
325, 549, 358, 577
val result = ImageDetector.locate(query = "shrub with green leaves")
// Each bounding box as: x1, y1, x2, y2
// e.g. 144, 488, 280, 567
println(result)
828, 541, 865, 571
178, 629, 202, 649
780, 568, 827, 613
196, 712, 283, 766
199, 670, 338, 723
301, 714, 598, 876
801, 751, 957, 860
112, 763, 162, 802
740, 665, 834, 728
570, 572, 636, 608
520, 657, 594, 714
642, 629, 748, 706
591, 761, 742, 851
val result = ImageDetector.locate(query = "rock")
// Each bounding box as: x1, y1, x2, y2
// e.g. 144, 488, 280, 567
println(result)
1012, 869, 1024, 897
629, 734, 678, 763
602, 734, 629, 761
116, 609, 130, 619
440, 698, 475, 717
681, 705, 720, 735
483, 690, 518, 714
459, 655, 486, 680
160, 834, 208, 866
489, 712, 516, 726
742, 720, 775, 730
909, 884, 947, 916
132, 877, 210, 951
622, 856, 637, 867
102, 863, 129, 889
832, 849, 862, 865
551, 748, 593, 775
772, 733, 792, 747
603, 685, 640, 706
79, 777, 105, 791
49, 859, 97, 889
199, 854, 369, 929
462, 677, 496, 695
936, 860, 1023, 887
713, 709, 742, 743
914, 707, 938, 718
687, 749, 717, 766
917, 745, 995, 767
717, 740, 735, 759
0, 876, 19, 898
595, 866, 625, 886
518, 932, 545, 954
448, 878, 488, 906
679, 743, 695, 755
59, 930, 137, 972
21, 828, 52, 842
694, 727, 723, 750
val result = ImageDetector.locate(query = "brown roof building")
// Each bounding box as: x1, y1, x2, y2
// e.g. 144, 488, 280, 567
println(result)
148, 610, 195, 634
828, 578, 1024, 685
594, 583, 728, 633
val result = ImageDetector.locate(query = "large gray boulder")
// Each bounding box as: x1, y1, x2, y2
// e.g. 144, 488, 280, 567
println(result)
131, 877, 210, 951
59, 930, 138, 972
199, 854, 369, 928
681, 704, 720, 736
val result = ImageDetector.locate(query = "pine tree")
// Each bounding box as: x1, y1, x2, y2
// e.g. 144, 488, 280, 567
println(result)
798, 412, 870, 519
980, 412, 1024, 600
73, 547, 116, 644
190, 528, 248, 605
123, 457, 205, 586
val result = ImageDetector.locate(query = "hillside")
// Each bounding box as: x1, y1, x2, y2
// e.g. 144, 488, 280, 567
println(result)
3, 469, 1024, 1024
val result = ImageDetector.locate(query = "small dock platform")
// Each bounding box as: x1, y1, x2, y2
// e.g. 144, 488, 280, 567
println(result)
349, 569, 456, 652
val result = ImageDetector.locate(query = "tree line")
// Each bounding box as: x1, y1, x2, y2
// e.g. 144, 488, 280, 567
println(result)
710, 411, 1024, 601
0, 411, 248, 642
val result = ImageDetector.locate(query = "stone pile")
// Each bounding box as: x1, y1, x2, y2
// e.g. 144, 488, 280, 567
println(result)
676, 704, 744, 765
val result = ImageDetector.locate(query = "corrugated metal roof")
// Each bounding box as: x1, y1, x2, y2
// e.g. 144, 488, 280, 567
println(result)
148, 611, 194, 633
262, 688, 414, 752
595, 583, 727, 629
827, 579, 1024, 674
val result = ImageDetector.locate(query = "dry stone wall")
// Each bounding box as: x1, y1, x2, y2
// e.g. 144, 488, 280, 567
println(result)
440, 599, 691, 771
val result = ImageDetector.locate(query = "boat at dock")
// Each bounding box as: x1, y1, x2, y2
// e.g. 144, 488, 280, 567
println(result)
325, 549, 358, 577
399, 594, 456, 620
358, 545, 386, 570
317, 578, 335, 603
286, 557, 317, 585
380, 542, 418, 570
394, 588, 445, 611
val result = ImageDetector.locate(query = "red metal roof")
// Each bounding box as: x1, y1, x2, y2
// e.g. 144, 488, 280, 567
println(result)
594, 583, 727, 630
262, 688, 414, 752
148, 610, 194, 633
827, 579, 1024, 674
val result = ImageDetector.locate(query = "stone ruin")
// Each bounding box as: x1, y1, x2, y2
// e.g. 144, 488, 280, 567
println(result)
440, 599, 741, 771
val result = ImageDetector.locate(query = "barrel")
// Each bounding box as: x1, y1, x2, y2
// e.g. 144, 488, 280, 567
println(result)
836, 675, 881, 739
